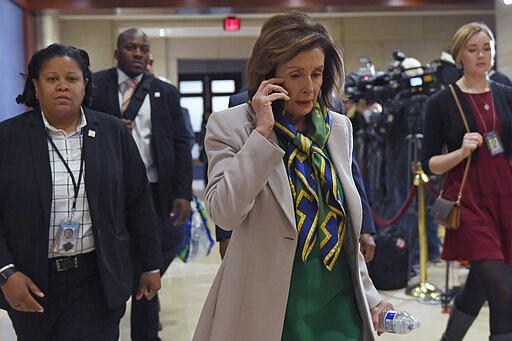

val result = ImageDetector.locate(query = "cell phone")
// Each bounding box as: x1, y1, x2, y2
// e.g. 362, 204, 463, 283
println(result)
272, 99, 285, 116
266, 70, 285, 115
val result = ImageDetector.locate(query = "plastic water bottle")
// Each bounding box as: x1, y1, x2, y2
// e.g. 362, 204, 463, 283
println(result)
376, 309, 420, 334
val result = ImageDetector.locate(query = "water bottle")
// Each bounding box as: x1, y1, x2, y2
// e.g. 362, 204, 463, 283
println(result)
376, 309, 420, 334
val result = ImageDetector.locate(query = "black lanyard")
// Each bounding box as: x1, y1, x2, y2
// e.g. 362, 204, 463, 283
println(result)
46, 129, 85, 220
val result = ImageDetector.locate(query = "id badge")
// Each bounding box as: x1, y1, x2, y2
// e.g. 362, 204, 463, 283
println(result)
52, 221, 80, 254
484, 131, 504, 156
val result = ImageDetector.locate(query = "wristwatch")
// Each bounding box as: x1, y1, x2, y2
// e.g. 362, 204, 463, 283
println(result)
0, 266, 18, 285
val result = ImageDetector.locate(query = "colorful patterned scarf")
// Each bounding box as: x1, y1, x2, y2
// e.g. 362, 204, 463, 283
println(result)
274, 101, 347, 270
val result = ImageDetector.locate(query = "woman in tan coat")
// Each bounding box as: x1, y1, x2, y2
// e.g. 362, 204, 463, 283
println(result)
194, 12, 391, 341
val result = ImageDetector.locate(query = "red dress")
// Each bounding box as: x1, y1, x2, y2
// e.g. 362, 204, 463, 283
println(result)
441, 91, 512, 266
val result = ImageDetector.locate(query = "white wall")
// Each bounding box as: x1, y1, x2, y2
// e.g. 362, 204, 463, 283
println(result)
496, 0, 512, 78
55, 11, 496, 82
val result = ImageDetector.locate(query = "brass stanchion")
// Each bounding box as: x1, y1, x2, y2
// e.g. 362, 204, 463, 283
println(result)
406, 162, 442, 303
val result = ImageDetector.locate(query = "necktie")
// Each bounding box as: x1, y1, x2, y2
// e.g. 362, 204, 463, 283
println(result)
120, 78, 136, 114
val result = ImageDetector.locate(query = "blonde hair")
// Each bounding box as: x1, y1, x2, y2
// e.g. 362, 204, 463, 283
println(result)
246, 11, 344, 107
450, 22, 495, 69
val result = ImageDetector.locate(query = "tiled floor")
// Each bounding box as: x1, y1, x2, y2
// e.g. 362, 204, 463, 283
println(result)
0, 250, 490, 340
0, 181, 490, 340
141, 255, 490, 341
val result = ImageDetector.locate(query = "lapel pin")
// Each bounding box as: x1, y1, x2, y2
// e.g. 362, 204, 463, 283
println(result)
88, 130, 96, 138
154, 92, 161, 98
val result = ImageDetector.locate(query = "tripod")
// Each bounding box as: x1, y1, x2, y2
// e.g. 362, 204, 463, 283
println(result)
356, 125, 386, 211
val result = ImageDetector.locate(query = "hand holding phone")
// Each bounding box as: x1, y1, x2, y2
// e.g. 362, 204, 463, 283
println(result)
265, 71, 286, 116
252, 73, 289, 137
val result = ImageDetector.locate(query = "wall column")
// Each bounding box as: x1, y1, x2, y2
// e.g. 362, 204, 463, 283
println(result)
495, 0, 512, 77
37, 9, 60, 48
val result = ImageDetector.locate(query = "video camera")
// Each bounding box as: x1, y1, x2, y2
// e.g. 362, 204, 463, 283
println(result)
345, 52, 439, 104
345, 70, 398, 104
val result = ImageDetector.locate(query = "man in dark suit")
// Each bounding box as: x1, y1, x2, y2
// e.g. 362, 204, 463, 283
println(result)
213, 90, 376, 261
89, 28, 193, 341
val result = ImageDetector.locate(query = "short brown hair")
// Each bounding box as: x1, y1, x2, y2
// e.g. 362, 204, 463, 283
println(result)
246, 11, 344, 107
450, 22, 495, 69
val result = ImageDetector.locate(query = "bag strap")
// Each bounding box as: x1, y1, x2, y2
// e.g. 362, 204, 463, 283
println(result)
122, 72, 154, 121
449, 84, 471, 132
446, 84, 472, 205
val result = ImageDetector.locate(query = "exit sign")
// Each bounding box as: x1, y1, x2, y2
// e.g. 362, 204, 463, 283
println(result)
224, 17, 240, 31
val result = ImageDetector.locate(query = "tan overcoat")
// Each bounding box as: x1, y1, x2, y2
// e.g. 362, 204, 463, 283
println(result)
194, 104, 382, 341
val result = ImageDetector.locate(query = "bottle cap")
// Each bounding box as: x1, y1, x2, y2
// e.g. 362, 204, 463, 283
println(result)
412, 319, 421, 329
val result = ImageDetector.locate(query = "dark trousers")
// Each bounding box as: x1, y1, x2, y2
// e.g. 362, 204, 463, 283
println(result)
130, 183, 184, 341
8, 252, 125, 341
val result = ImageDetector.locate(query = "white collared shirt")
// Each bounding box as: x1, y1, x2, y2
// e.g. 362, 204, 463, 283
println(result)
117, 69, 158, 183
42, 109, 95, 258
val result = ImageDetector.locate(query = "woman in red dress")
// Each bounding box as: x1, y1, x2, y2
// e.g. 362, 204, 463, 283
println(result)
422, 22, 512, 341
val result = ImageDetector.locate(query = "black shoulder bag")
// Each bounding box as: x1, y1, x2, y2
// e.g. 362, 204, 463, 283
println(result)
122, 72, 154, 121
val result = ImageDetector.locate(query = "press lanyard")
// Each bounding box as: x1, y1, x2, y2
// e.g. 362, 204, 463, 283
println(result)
46, 130, 85, 222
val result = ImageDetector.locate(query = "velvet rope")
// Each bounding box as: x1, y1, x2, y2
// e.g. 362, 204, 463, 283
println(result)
425, 181, 440, 197
371, 186, 418, 227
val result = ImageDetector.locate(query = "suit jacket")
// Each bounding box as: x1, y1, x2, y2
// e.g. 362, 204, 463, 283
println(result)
193, 104, 381, 341
0, 108, 161, 310
89, 68, 193, 216
227, 90, 249, 108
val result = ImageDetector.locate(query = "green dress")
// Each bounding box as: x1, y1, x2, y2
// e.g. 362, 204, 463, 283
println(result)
280, 149, 362, 340
281, 231, 362, 340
